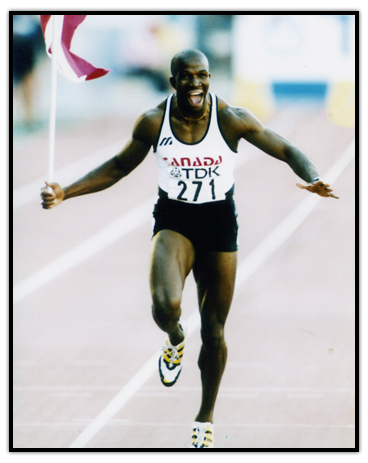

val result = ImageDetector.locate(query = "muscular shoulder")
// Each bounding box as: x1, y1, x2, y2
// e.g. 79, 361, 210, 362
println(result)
216, 96, 265, 138
132, 100, 166, 147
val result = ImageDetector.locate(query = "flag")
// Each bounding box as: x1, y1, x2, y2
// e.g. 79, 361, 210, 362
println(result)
40, 15, 110, 82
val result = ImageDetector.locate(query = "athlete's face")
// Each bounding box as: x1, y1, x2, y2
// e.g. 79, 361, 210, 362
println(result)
170, 55, 211, 113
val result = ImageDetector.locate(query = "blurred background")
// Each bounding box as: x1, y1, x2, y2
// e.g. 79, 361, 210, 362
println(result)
12, 13, 356, 450
13, 14, 355, 132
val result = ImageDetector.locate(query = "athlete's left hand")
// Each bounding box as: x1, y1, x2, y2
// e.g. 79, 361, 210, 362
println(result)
296, 180, 339, 199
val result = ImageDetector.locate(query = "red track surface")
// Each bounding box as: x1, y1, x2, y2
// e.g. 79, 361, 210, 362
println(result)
13, 105, 355, 449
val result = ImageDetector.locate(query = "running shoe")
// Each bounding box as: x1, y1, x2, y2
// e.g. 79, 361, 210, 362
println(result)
158, 321, 186, 387
190, 421, 214, 448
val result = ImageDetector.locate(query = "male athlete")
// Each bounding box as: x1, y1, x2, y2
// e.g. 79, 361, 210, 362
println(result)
41, 49, 338, 448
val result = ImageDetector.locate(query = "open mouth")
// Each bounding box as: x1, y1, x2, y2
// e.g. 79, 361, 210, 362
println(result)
187, 91, 204, 107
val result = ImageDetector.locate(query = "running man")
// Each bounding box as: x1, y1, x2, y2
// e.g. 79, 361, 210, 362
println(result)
41, 49, 338, 448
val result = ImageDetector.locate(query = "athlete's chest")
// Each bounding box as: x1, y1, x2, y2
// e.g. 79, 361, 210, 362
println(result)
169, 117, 209, 144
162, 116, 237, 153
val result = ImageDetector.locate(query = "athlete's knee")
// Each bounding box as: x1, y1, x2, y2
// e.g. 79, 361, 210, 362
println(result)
200, 318, 225, 350
151, 287, 181, 325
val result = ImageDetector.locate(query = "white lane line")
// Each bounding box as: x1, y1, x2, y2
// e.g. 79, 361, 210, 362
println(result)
14, 422, 355, 429
234, 140, 355, 285
68, 141, 355, 448
13, 196, 156, 304
68, 347, 162, 448
13, 133, 260, 212
12, 107, 297, 211
13, 151, 257, 304
106, 422, 354, 429
13, 423, 88, 427
13, 385, 354, 394
13, 139, 126, 210
12, 139, 254, 211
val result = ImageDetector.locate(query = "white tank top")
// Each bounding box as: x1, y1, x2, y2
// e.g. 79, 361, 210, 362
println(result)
154, 93, 238, 204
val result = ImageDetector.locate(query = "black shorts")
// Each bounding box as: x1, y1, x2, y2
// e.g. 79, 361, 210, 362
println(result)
152, 188, 238, 253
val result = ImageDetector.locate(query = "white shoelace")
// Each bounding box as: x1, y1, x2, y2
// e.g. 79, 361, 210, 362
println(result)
195, 426, 205, 446
162, 344, 180, 367
193, 425, 212, 447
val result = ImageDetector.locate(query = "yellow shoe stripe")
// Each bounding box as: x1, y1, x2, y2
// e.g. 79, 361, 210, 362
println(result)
162, 356, 181, 365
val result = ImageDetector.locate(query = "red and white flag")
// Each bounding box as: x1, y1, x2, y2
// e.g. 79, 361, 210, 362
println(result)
40, 15, 110, 82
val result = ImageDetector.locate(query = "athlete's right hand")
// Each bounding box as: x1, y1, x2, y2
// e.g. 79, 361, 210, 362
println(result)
40, 181, 65, 209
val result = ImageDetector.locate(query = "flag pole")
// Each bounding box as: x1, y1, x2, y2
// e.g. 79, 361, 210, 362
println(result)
47, 15, 59, 189
39, 13, 110, 192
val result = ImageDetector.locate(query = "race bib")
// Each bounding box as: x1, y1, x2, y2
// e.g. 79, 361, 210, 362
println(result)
167, 165, 224, 203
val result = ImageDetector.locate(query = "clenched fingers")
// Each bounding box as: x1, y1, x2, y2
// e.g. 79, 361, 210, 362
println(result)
40, 182, 57, 209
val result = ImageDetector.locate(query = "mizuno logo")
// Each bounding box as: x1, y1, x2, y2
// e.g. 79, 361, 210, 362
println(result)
159, 137, 173, 146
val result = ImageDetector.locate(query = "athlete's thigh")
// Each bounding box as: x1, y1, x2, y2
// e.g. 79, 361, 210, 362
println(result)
150, 230, 196, 303
193, 251, 237, 324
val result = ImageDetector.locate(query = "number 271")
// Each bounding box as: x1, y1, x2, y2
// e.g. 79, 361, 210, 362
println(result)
177, 180, 215, 201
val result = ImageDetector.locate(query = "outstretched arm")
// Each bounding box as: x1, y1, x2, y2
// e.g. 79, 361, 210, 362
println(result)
41, 111, 155, 209
238, 109, 339, 199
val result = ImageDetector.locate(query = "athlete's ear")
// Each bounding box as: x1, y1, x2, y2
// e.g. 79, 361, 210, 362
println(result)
170, 76, 177, 90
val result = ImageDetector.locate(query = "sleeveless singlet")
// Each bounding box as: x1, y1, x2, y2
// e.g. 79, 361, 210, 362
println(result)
154, 93, 238, 204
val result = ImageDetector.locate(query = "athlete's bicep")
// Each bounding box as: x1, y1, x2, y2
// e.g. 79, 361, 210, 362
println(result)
114, 111, 158, 175
236, 109, 290, 162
